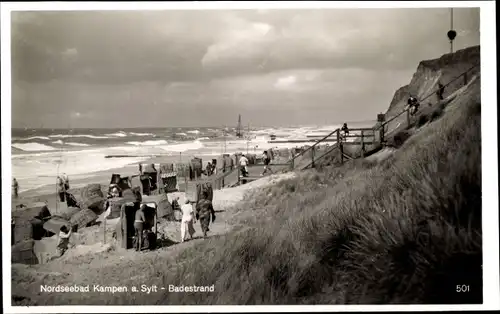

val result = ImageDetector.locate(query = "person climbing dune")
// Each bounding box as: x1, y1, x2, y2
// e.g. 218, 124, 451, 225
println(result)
407, 95, 420, 116
437, 82, 445, 100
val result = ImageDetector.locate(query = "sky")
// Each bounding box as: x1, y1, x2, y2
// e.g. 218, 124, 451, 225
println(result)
10, 7, 480, 128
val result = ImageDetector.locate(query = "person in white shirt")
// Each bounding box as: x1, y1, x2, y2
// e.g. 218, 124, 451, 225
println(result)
180, 199, 196, 242
239, 154, 249, 177
62, 173, 70, 191
56, 224, 73, 257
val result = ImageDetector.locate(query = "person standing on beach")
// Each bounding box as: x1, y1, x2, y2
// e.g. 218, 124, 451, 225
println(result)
171, 196, 184, 221
211, 159, 218, 175
56, 176, 66, 202
239, 154, 249, 177
212, 162, 218, 176
261, 150, 274, 176
12, 178, 19, 199
134, 204, 147, 252
206, 161, 213, 176
180, 199, 196, 242
62, 173, 70, 191
108, 184, 121, 198
196, 192, 216, 238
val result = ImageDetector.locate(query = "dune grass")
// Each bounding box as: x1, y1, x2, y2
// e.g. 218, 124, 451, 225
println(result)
111, 83, 482, 305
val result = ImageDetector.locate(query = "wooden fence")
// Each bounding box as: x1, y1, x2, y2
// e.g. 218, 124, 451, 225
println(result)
286, 63, 480, 171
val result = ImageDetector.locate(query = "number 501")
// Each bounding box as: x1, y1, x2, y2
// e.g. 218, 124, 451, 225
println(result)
456, 285, 470, 292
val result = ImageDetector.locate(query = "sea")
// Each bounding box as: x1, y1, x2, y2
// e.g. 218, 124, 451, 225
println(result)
11, 123, 374, 193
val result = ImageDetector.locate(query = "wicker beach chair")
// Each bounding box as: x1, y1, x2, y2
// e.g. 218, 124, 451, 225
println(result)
70, 208, 98, 230
12, 239, 39, 265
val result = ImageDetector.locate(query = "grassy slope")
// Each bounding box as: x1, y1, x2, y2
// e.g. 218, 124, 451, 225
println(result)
115, 75, 479, 305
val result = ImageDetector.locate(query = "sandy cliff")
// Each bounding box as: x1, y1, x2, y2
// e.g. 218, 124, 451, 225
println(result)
385, 45, 480, 117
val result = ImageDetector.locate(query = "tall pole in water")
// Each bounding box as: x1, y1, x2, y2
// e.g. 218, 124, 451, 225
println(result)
246, 123, 250, 154
237, 114, 242, 138
223, 126, 227, 154
447, 8, 457, 53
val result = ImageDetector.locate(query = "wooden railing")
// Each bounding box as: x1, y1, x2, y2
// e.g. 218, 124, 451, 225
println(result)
288, 127, 341, 170
374, 63, 480, 137
287, 63, 480, 171
291, 127, 379, 170
181, 63, 480, 191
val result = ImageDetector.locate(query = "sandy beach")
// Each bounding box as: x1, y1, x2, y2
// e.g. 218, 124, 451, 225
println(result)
11, 147, 297, 266
12, 169, 298, 300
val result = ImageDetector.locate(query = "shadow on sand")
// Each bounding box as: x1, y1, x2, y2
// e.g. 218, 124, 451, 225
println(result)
156, 237, 179, 249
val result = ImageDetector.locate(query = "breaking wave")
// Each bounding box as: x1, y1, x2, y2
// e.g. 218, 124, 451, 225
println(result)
106, 131, 127, 137
18, 136, 51, 141
12, 143, 57, 152
159, 140, 204, 153
51, 140, 91, 147
66, 142, 91, 147
126, 140, 169, 146
49, 134, 110, 139
129, 132, 155, 136
12, 149, 148, 193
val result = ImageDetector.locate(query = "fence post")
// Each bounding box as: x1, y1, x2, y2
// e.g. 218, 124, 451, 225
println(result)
184, 172, 188, 193
103, 217, 106, 244
361, 130, 365, 158
237, 165, 240, 185
379, 125, 385, 145
337, 129, 343, 164
122, 209, 127, 249
156, 169, 160, 195
311, 146, 315, 168
340, 143, 344, 164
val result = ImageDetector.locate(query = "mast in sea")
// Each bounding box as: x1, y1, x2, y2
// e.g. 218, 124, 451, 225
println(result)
236, 114, 243, 138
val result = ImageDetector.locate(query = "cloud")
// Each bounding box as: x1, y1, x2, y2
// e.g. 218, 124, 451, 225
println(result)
9, 8, 480, 128
201, 17, 277, 75
274, 75, 297, 89
62, 48, 78, 56
11, 8, 479, 85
